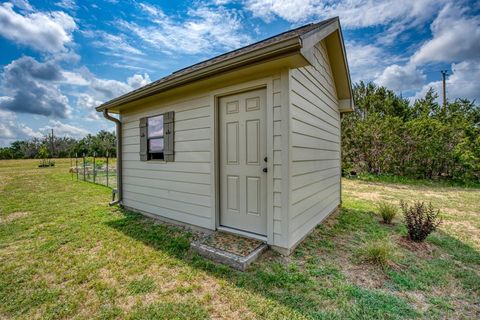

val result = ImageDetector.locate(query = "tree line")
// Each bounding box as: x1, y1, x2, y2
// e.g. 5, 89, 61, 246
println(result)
342, 82, 480, 183
1, 82, 478, 183
0, 130, 116, 159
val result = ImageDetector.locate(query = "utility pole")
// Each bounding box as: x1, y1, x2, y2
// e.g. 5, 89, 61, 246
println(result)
50, 128, 55, 158
441, 70, 448, 108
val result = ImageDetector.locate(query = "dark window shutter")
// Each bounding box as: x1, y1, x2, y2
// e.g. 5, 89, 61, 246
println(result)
139, 117, 148, 161
164, 111, 174, 162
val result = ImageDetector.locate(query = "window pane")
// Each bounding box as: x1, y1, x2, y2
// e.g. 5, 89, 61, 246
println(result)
149, 138, 164, 153
148, 115, 163, 138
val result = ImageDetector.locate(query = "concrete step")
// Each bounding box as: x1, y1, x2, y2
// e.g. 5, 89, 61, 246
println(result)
191, 231, 268, 271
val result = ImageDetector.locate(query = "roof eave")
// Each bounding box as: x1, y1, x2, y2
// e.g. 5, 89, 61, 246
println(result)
96, 37, 302, 112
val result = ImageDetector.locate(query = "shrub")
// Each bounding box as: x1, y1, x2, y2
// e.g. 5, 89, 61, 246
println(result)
401, 201, 442, 242
359, 239, 394, 266
378, 201, 398, 224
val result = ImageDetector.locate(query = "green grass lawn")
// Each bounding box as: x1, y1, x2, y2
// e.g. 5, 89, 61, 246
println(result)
1, 159, 479, 319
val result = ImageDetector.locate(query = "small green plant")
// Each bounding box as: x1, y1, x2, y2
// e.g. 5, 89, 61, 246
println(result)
401, 201, 442, 242
359, 239, 394, 266
37, 145, 55, 167
377, 201, 398, 224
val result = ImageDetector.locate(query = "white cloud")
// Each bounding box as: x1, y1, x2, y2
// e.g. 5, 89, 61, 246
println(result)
0, 54, 151, 125
138, 2, 164, 17
0, 109, 42, 146
244, 0, 318, 23
212, 0, 232, 5
40, 120, 89, 138
110, 63, 147, 71
54, 0, 77, 10
411, 5, 480, 64
127, 73, 151, 88
120, 3, 251, 54
0, 56, 72, 118
63, 69, 151, 101
76, 93, 102, 120
375, 63, 426, 92
0, 2, 76, 53
0, 106, 90, 146
372, 3, 480, 99
345, 41, 397, 83
83, 30, 144, 56
10, 0, 33, 12
61, 71, 90, 86
244, 0, 444, 29
88, 77, 132, 101
414, 59, 480, 102
327, 0, 443, 29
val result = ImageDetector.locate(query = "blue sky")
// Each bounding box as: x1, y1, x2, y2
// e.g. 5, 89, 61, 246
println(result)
0, 0, 479, 146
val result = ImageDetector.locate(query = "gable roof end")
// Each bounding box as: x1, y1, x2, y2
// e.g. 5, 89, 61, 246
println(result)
299, 18, 354, 112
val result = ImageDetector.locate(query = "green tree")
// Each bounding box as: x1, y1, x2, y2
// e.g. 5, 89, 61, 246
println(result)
342, 82, 480, 183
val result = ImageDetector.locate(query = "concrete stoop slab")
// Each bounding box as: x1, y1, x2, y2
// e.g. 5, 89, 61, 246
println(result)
191, 232, 268, 271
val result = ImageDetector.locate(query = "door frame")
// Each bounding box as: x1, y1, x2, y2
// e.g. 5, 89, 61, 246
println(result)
209, 77, 274, 244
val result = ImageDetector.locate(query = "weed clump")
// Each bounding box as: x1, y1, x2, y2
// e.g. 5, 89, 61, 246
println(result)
401, 201, 441, 242
377, 201, 398, 224
359, 239, 394, 266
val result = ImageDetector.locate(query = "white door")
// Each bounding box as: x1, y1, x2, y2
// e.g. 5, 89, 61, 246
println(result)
219, 88, 267, 236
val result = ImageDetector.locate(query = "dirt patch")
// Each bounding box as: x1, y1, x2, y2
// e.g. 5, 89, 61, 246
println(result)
98, 268, 118, 287
117, 295, 138, 313
342, 262, 390, 289
395, 235, 435, 259
0, 211, 30, 224
399, 291, 430, 313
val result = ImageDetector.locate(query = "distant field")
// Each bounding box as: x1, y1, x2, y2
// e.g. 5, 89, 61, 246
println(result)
0, 159, 479, 319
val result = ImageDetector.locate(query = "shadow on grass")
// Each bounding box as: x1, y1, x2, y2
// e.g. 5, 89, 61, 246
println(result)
105, 207, 425, 319
427, 230, 480, 294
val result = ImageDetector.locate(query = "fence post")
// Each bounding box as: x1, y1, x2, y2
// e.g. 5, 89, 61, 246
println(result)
70, 154, 73, 180
75, 153, 78, 181
106, 151, 109, 188
83, 153, 86, 181
93, 152, 96, 184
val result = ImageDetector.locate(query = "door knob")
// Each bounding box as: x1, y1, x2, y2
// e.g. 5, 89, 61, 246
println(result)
262, 168, 268, 173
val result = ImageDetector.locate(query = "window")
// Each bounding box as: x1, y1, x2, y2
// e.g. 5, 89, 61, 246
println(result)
140, 111, 174, 162
147, 115, 164, 160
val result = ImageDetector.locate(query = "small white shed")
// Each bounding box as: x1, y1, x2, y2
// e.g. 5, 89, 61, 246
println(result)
97, 17, 353, 255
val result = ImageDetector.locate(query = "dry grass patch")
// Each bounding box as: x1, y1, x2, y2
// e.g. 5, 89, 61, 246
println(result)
442, 220, 480, 248
0, 211, 30, 224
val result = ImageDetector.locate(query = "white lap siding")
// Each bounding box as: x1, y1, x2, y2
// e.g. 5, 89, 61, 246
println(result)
288, 40, 341, 248
272, 74, 287, 248
121, 95, 213, 229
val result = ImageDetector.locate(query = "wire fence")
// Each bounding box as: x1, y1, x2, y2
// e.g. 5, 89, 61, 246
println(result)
70, 153, 117, 189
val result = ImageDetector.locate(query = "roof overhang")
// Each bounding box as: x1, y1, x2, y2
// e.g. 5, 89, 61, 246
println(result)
96, 37, 302, 112
96, 17, 354, 113
300, 18, 354, 112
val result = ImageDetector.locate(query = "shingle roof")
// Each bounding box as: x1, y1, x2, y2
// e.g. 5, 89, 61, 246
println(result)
97, 17, 338, 110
